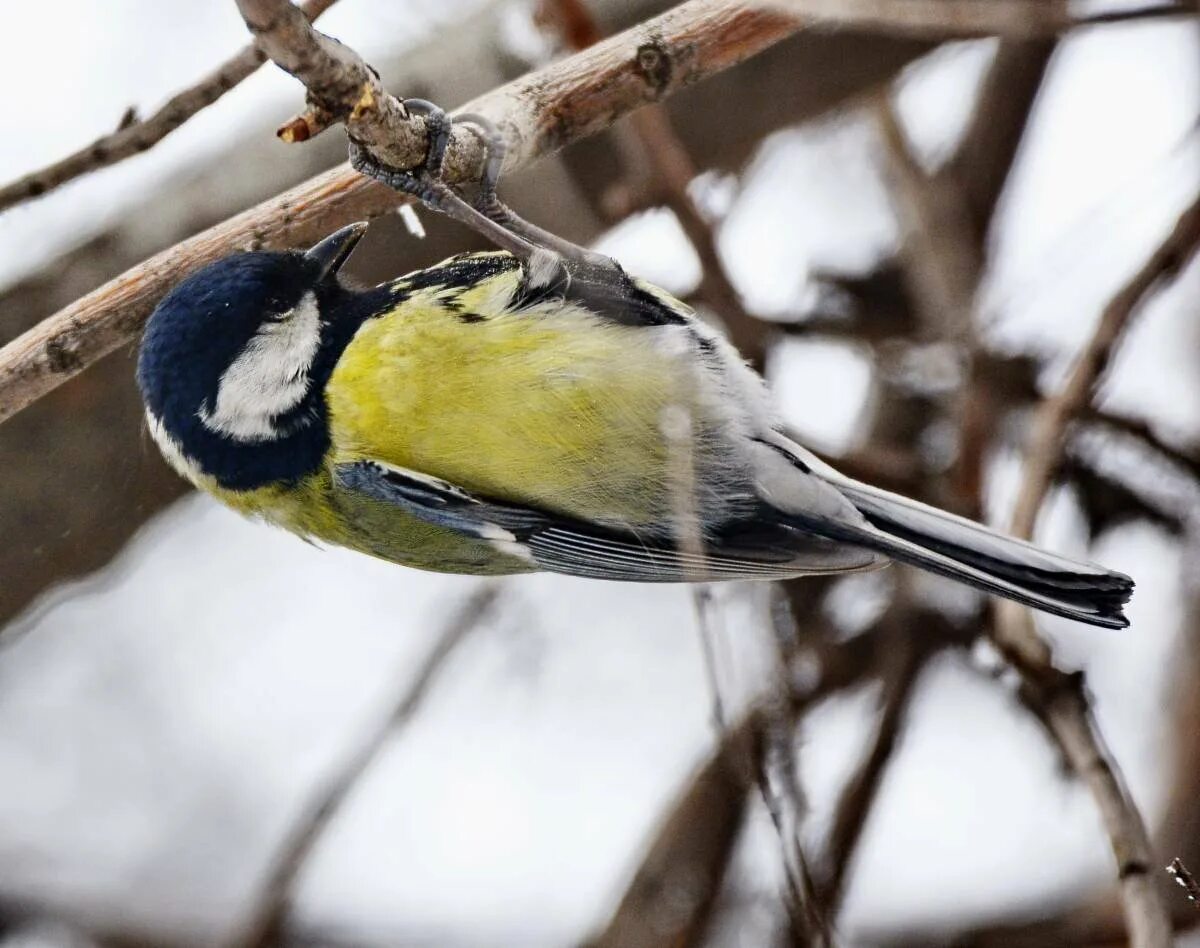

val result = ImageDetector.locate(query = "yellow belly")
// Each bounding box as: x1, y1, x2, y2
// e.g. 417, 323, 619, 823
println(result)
325, 269, 695, 527
211, 471, 535, 575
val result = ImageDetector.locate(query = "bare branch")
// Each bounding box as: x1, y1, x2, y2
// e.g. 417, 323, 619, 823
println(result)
1010, 671, 1172, 948
767, 0, 1193, 39
692, 586, 729, 731
815, 619, 927, 916
236, 584, 502, 947
874, 40, 1054, 523
755, 713, 832, 946
986, 194, 1200, 948
875, 90, 982, 341
632, 105, 774, 368
234, 0, 412, 156
868, 897, 1197, 947
587, 714, 760, 948
0, 0, 802, 428
942, 41, 1055, 243
0, 0, 341, 215
1007, 192, 1200, 540
1083, 408, 1200, 483
943, 41, 1055, 518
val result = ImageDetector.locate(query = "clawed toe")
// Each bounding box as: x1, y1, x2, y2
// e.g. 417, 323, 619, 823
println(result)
348, 99, 455, 209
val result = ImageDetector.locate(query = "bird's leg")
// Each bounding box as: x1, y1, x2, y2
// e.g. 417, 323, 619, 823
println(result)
349, 99, 560, 269
451, 113, 616, 271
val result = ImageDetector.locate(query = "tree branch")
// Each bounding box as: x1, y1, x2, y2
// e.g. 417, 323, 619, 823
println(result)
234, 0, 413, 153
989, 193, 1200, 948
0, 0, 802, 429
815, 615, 928, 917
0, 0, 341, 216
873, 38, 1054, 523
1167, 857, 1200, 909
1006, 192, 1200, 540
769, 0, 1192, 39
1010, 672, 1172, 948
1083, 408, 1200, 483
587, 714, 760, 948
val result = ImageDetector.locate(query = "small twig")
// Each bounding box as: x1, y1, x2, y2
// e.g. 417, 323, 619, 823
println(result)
1167, 857, 1200, 909
632, 106, 772, 368
236, 584, 502, 947
0, 0, 341, 215
1083, 408, 1200, 483
1007, 192, 1200, 543
990, 194, 1200, 948
589, 714, 760, 948
816, 620, 927, 916
755, 713, 832, 947
761, 586, 870, 946
234, 0, 417, 163
0, 0, 802, 429
692, 586, 728, 732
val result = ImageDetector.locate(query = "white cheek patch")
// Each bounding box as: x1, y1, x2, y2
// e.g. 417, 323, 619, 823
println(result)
199, 291, 322, 442
146, 411, 206, 483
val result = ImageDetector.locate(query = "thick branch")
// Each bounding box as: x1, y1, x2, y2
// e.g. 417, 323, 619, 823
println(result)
0, 0, 801, 428
0, 0, 340, 215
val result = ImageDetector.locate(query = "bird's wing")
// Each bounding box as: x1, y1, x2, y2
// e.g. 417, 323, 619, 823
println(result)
386, 251, 695, 329
334, 459, 877, 582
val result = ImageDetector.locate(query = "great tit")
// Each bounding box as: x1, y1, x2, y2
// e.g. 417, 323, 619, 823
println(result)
136, 102, 1133, 629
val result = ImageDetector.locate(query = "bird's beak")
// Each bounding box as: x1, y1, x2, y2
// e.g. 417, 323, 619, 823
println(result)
305, 222, 369, 282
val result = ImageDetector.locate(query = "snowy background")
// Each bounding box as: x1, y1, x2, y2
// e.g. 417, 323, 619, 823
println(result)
1, 3, 1198, 946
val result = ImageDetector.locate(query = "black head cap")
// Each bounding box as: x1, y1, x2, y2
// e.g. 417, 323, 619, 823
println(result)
137, 224, 370, 490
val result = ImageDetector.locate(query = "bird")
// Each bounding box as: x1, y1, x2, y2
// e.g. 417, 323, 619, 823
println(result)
137, 101, 1133, 629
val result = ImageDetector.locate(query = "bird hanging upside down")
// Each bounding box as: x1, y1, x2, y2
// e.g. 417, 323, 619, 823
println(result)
136, 101, 1133, 629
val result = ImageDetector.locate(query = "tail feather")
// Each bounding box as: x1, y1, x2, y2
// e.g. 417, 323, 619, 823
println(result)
800, 469, 1134, 629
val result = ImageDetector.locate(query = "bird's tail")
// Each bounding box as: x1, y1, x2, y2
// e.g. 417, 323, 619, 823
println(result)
800, 466, 1134, 629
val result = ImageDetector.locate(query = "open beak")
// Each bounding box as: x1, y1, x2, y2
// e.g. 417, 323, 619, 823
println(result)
305, 222, 369, 281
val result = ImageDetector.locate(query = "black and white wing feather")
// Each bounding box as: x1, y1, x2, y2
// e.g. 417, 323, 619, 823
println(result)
335, 460, 878, 582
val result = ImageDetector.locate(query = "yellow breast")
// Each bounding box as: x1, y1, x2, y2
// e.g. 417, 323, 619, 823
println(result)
326, 255, 693, 526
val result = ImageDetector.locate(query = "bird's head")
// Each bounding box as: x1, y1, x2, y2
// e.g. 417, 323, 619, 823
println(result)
137, 223, 371, 490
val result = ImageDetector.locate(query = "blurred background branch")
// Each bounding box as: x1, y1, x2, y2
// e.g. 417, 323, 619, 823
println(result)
0, 0, 343, 215
238, 584, 502, 946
